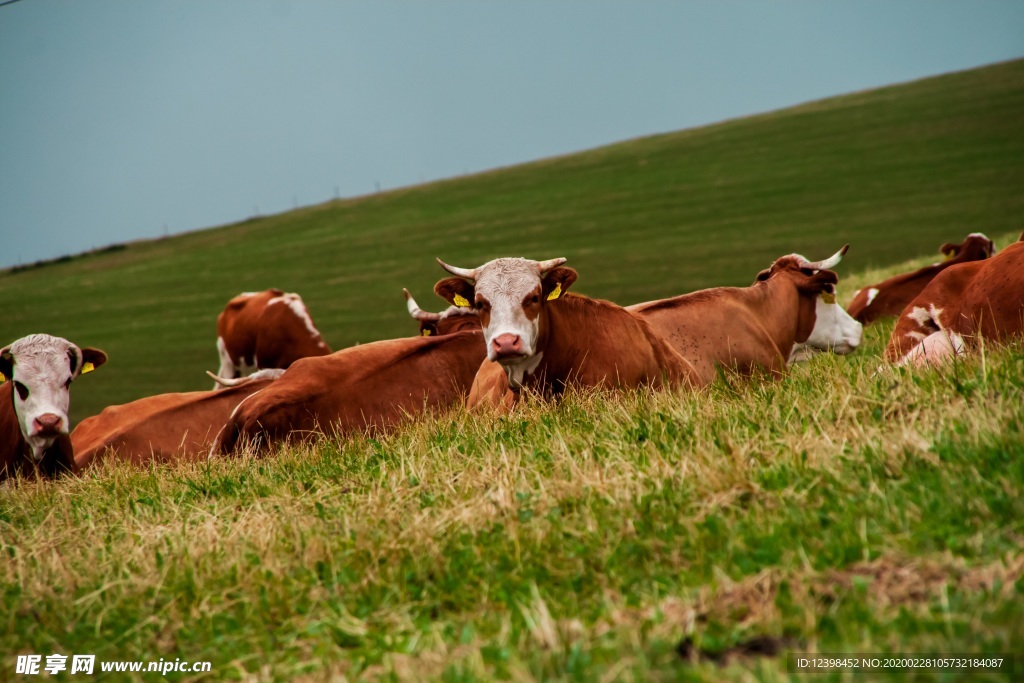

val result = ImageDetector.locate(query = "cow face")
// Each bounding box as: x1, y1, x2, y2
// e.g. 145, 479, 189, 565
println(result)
403, 288, 481, 337
789, 283, 863, 361
940, 232, 995, 261
756, 246, 862, 358
0, 334, 107, 461
434, 257, 576, 367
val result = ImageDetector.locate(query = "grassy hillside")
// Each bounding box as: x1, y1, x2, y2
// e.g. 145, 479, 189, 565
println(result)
2, 59, 1023, 421
2, 243, 1022, 680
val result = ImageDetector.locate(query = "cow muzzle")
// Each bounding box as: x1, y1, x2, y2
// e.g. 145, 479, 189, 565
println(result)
490, 333, 527, 362
32, 412, 65, 437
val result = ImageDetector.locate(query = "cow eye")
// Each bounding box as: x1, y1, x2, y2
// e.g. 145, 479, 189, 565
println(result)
13, 381, 29, 401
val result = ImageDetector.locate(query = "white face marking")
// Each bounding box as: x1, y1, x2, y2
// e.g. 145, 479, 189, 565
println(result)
865, 288, 880, 307
4, 334, 80, 461
505, 352, 544, 389
788, 291, 863, 362
267, 293, 321, 339
471, 258, 546, 362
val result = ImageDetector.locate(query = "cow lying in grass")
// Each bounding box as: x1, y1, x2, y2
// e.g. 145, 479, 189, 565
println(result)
214, 288, 331, 387
214, 295, 485, 455
627, 246, 862, 385
1, 334, 107, 481
847, 232, 994, 324
71, 369, 282, 470
885, 233, 1024, 367
432, 256, 700, 409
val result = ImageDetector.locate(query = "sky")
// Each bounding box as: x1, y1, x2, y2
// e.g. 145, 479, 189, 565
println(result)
2, 1, 1023, 268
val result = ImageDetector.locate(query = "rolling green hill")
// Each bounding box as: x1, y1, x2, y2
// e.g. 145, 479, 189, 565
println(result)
3, 59, 1023, 421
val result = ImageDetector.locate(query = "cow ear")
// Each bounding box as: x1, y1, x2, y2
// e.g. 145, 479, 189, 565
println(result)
0, 346, 11, 382
434, 277, 475, 309
755, 268, 771, 283
542, 267, 577, 301
80, 348, 108, 375
420, 321, 438, 337
940, 242, 959, 259
805, 269, 839, 294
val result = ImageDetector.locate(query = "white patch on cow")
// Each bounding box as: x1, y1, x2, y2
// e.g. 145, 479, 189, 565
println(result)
967, 232, 989, 240
865, 288, 879, 307
239, 291, 259, 298
505, 352, 544, 389
788, 291, 863, 364
215, 336, 235, 383
268, 293, 320, 339
906, 305, 937, 329
896, 330, 966, 368
852, 289, 862, 299
3, 334, 80, 461
905, 331, 926, 342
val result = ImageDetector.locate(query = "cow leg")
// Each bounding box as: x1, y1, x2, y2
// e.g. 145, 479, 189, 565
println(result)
215, 336, 237, 389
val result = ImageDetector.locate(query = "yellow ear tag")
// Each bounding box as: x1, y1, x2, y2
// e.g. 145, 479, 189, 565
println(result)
453, 294, 470, 308
547, 283, 562, 301
0, 372, 5, 383
82, 362, 95, 374
421, 329, 432, 337
943, 251, 955, 261
821, 292, 837, 305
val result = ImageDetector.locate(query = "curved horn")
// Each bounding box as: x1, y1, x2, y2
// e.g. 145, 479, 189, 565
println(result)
535, 257, 567, 274
806, 244, 848, 270
207, 370, 252, 387
403, 288, 441, 321
436, 258, 476, 280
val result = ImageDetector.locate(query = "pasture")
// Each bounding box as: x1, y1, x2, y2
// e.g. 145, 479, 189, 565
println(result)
1, 59, 1023, 422
2, 60, 1024, 681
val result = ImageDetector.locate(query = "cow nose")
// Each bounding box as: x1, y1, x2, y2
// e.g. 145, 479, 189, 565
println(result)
491, 333, 524, 359
33, 413, 63, 435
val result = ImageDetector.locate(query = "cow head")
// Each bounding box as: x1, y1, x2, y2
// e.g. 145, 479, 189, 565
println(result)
434, 257, 576, 369
0, 334, 107, 461
940, 232, 995, 261
755, 245, 862, 359
403, 289, 480, 337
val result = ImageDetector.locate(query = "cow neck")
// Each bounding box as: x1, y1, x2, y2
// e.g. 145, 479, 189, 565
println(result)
750, 277, 815, 353
527, 294, 615, 385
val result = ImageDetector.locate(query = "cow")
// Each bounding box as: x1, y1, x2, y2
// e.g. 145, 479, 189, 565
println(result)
626, 247, 861, 385
71, 370, 281, 470
432, 256, 700, 409
1, 334, 107, 481
884, 234, 1024, 367
847, 232, 995, 324
403, 288, 480, 337
213, 330, 486, 455
215, 289, 331, 386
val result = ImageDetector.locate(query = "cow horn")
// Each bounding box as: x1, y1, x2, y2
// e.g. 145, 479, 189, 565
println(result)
535, 257, 568, 273
436, 258, 476, 280
403, 288, 441, 321
806, 244, 848, 270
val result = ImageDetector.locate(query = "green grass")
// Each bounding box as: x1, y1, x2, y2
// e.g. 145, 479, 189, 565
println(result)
2, 60, 1023, 681
2, 302, 1022, 681
2, 59, 1023, 421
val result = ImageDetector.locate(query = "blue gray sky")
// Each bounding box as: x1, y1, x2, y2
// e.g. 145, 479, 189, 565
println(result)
2, 1, 1023, 268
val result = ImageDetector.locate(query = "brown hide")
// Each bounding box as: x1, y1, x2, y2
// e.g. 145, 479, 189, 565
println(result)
885, 239, 1024, 363
216, 330, 486, 454
217, 289, 331, 373
71, 380, 274, 469
848, 233, 994, 324
628, 260, 837, 386
0, 385, 76, 481
465, 294, 700, 410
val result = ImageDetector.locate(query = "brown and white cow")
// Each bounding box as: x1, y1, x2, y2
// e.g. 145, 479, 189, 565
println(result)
1, 334, 107, 481
215, 289, 331, 386
433, 257, 699, 409
214, 330, 486, 455
884, 235, 1024, 367
847, 232, 995, 324
626, 247, 861, 385
71, 370, 281, 469
403, 289, 481, 337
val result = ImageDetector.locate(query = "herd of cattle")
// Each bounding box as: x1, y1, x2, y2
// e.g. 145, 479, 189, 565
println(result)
2, 231, 1022, 482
